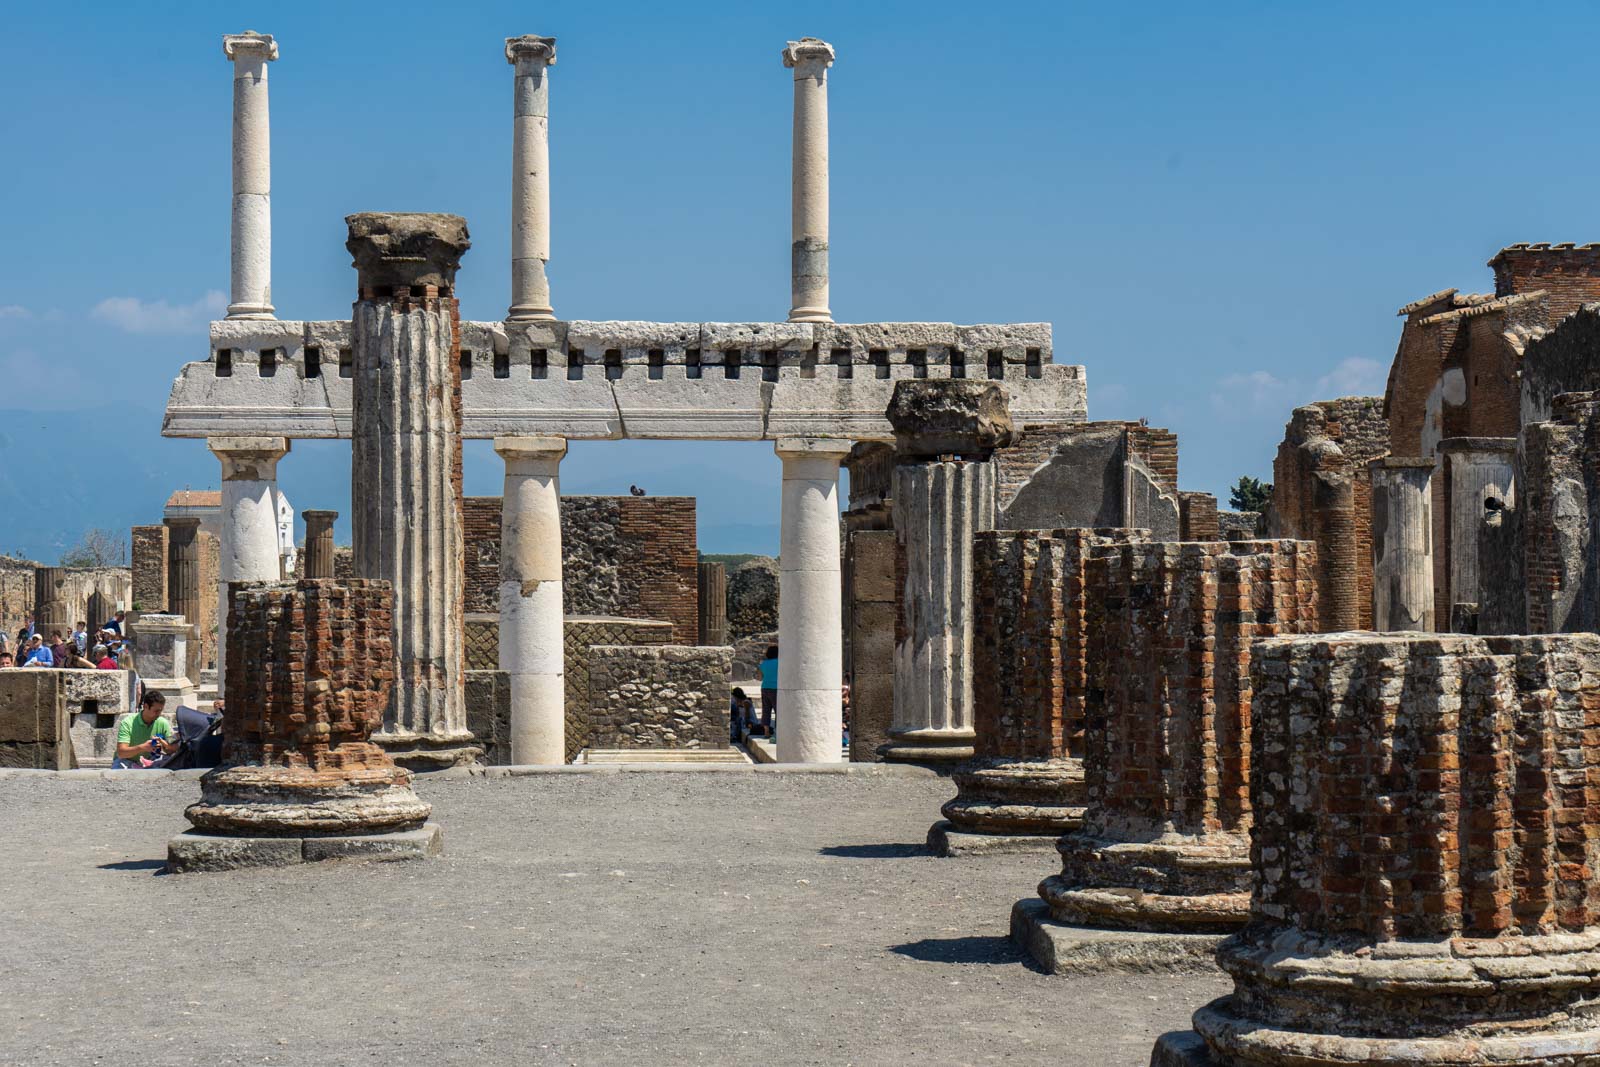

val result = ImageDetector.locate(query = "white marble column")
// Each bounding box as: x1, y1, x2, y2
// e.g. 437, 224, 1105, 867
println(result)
775, 438, 850, 762
210, 436, 290, 695
782, 38, 835, 324
1369, 457, 1435, 632
495, 436, 567, 764
222, 31, 278, 320
505, 35, 557, 322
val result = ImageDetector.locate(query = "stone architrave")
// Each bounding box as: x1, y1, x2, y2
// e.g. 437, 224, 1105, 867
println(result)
1368, 457, 1435, 632
1038, 540, 1318, 933
1154, 631, 1600, 1067
930, 527, 1147, 856
211, 436, 289, 698
222, 31, 278, 320
302, 510, 337, 579
782, 37, 835, 324
881, 379, 1014, 765
504, 35, 557, 322
774, 437, 850, 762
131, 613, 197, 710
347, 212, 479, 769
494, 435, 566, 765
172, 579, 439, 871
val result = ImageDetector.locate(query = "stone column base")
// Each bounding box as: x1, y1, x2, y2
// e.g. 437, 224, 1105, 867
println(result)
940, 756, 1085, 835
374, 732, 484, 771
926, 820, 1061, 857
1042, 830, 1252, 933
1009, 898, 1223, 976
168, 823, 442, 872
184, 757, 431, 837
878, 726, 976, 765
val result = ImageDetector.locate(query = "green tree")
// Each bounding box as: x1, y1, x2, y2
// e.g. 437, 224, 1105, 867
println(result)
1228, 476, 1272, 513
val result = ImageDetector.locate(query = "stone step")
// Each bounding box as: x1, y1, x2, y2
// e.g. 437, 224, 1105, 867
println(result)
581, 748, 751, 765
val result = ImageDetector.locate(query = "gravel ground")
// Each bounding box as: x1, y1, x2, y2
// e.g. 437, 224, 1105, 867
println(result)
0, 771, 1226, 1066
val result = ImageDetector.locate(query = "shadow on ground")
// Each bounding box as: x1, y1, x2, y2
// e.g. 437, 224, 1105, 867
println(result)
96, 859, 168, 874
819, 843, 928, 859
891, 935, 1038, 969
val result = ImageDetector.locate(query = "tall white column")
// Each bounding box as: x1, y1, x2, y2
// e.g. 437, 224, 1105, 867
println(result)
782, 37, 835, 324
505, 35, 557, 322
210, 436, 290, 696
775, 438, 850, 762
495, 436, 567, 764
222, 31, 278, 320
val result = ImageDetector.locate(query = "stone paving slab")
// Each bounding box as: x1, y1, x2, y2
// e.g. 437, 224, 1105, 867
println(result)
1009, 898, 1225, 975
167, 823, 443, 872
926, 819, 1062, 857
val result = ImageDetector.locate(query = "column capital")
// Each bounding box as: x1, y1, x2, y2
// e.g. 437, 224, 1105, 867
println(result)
164, 515, 202, 530
346, 213, 471, 292
302, 509, 339, 526
208, 436, 290, 480
782, 37, 835, 73
495, 435, 566, 475
223, 31, 278, 63
775, 437, 852, 461
887, 380, 1015, 459
505, 35, 557, 67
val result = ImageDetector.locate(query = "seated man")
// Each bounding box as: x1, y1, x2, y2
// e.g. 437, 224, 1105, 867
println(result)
112, 691, 174, 769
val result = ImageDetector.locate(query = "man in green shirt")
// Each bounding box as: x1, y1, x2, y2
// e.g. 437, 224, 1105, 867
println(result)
113, 691, 173, 769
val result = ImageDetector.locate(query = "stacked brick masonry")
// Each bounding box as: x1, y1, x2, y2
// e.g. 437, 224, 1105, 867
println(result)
463, 496, 699, 644
585, 645, 733, 750
1178, 492, 1220, 541
130, 526, 168, 611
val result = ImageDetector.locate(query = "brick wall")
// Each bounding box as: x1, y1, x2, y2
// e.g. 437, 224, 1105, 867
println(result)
1490, 243, 1600, 310
463, 495, 699, 643
996, 420, 1179, 516
1178, 492, 1220, 540
585, 644, 732, 750
130, 525, 167, 611
1520, 391, 1600, 633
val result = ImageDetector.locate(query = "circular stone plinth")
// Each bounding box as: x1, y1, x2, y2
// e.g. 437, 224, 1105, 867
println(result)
942, 757, 1084, 835
1039, 877, 1248, 933
184, 764, 432, 837
1047, 830, 1252, 931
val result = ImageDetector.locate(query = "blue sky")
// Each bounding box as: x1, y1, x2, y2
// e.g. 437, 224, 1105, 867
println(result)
2, 1, 1595, 561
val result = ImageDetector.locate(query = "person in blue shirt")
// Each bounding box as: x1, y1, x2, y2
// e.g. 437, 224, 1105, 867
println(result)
21, 635, 53, 666
758, 645, 779, 739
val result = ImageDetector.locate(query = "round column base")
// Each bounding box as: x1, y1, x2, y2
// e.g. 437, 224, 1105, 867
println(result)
225, 304, 276, 320
879, 727, 976, 766
941, 756, 1085, 835
373, 731, 484, 771
185, 761, 431, 837
1041, 830, 1252, 932
506, 304, 556, 322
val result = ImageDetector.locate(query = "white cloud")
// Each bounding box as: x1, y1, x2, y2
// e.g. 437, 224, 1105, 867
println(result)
1314, 356, 1387, 398
0, 305, 29, 320
91, 291, 226, 335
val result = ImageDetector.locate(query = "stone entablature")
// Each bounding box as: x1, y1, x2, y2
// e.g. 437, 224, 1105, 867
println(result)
162, 319, 1085, 441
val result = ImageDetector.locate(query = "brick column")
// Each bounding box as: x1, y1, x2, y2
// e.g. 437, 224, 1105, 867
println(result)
783, 37, 834, 323
697, 562, 727, 646
302, 510, 337, 579
882, 380, 1013, 765
210, 436, 289, 699
1368, 457, 1435, 631
222, 31, 278, 320
931, 527, 1146, 855
1039, 540, 1318, 932
349, 213, 478, 769
504, 35, 557, 322
1313, 465, 1360, 631
1155, 631, 1600, 1067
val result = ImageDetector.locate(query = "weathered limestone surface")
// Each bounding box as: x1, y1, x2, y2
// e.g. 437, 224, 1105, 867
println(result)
1368, 457, 1434, 632
585, 645, 733, 750
783, 38, 834, 324
132, 613, 197, 710
183, 579, 431, 839
302, 510, 337, 579
884, 380, 1012, 765
505, 35, 557, 322
61, 669, 136, 766
1156, 631, 1600, 1067
348, 213, 478, 769
464, 669, 512, 765
223, 31, 278, 320
495, 436, 566, 764
0, 670, 71, 769
935, 528, 1146, 852
845, 527, 895, 762
1040, 540, 1318, 933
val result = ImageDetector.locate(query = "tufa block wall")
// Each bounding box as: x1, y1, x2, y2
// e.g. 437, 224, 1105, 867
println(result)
130, 525, 168, 611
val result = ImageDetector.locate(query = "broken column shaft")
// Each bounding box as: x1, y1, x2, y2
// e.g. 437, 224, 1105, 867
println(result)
347, 212, 478, 769
302, 510, 337, 579
783, 37, 834, 324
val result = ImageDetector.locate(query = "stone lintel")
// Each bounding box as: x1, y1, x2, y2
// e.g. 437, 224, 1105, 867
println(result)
223, 31, 278, 62
1367, 456, 1437, 471
1436, 436, 1518, 455
345, 213, 472, 291
505, 34, 557, 66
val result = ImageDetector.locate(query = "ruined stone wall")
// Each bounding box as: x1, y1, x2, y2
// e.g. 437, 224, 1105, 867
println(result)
463, 495, 699, 643
0, 670, 70, 769
464, 669, 512, 766
1217, 510, 1262, 540
1178, 492, 1220, 541
292, 545, 354, 582
997, 421, 1180, 538
0, 556, 38, 639
585, 644, 732, 750
565, 617, 676, 761
726, 556, 779, 639
130, 525, 167, 612
1084, 540, 1319, 840
1521, 303, 1600, 428
1269, 397, 1387, 629
1520, 391, 1600, 633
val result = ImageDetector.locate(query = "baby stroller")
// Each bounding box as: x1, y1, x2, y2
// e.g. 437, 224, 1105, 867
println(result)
149, 705, 225, 770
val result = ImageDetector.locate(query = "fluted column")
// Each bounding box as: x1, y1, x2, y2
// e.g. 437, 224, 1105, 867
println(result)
302, 510, 337, 579
698, 562, 728, 646
881, 380, 1013, 765
505, 35, 557, 322
222, 31, 278, 320
782, 38, 834, 323
348, 212, 479, 769
165, 517, 203, 620
1369, 458, 1435, 631
775, 437, 850, 762
495, 436, 566, 764
210, 437, 289, 698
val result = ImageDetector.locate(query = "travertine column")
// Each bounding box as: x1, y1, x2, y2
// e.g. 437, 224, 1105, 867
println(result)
1368, 457, 1435, 632
494, 436, 566, 765
505, 35, 557, 322
210, 436, 289, 698
698, 562, 728, 646
348, 212, 478, 769
782, 38, 834, 324
222, 31, 278, 320
1155, 631, 1600, 1067
165, 518, 203, 620
774, 437, 851, 762
302, 510, 337, 579
882, 380, 1013, 765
